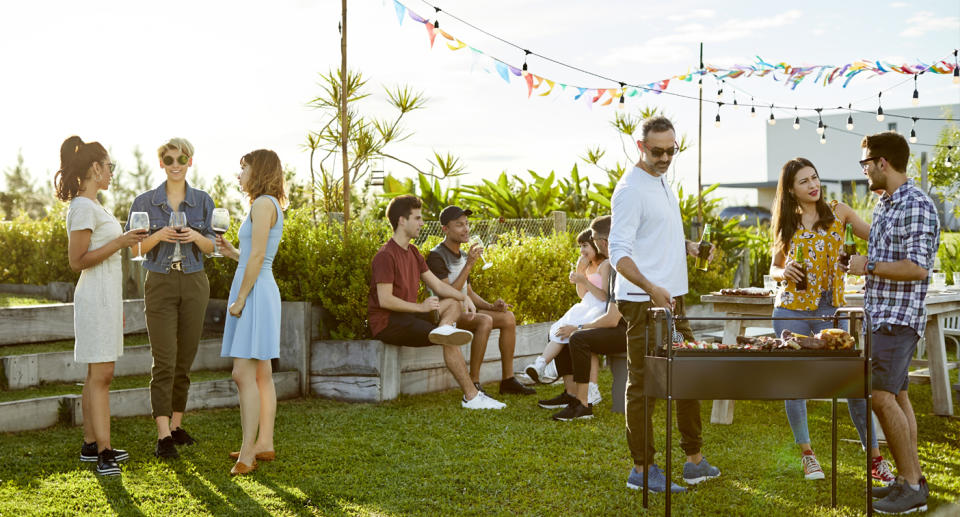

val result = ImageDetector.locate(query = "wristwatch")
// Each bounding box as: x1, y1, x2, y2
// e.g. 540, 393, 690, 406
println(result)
577, 324, 584, 330
866, 261, 876, 275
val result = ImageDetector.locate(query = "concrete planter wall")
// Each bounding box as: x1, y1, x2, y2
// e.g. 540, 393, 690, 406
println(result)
310, 322, 552, 402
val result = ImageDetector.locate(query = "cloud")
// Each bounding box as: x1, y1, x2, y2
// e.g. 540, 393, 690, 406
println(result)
900, 11, 960, 37
666, 9, 715, 22
598, 10, 803, 67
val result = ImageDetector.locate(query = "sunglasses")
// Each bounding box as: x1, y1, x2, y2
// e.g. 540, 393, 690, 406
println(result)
645, 144, 679, 158
858, 156, 881, 169
102, 161, 116, 173
162, 155, 190, 166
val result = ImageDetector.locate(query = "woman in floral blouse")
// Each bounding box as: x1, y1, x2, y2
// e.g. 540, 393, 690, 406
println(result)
769, 157, 894, 485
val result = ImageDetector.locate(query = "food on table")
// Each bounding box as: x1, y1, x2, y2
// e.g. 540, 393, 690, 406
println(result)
718, 287, 774, 297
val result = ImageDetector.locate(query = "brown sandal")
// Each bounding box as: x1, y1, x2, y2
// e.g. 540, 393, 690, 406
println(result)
229, 450, 275, 461
230, 460, 258, 476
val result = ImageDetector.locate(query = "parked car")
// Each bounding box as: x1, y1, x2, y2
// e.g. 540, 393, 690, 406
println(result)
719, 206, 772, 227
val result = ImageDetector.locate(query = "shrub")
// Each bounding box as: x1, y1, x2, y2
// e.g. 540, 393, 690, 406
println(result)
0, 205, 77, 285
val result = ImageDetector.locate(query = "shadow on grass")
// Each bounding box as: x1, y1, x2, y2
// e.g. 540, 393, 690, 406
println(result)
95, 474, 146, 517
256, 476, 347, 517
170, 460, 235, 516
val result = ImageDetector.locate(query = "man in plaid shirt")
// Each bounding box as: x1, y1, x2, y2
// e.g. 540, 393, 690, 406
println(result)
847, 131, 939, 514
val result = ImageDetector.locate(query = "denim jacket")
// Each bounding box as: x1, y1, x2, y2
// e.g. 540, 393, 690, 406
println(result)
125, 181, 215, 274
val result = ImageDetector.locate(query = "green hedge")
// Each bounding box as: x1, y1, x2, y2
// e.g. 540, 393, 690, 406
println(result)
6, 207, 960, 339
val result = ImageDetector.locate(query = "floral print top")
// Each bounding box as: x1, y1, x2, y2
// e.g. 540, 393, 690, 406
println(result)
775, 200, 846, 311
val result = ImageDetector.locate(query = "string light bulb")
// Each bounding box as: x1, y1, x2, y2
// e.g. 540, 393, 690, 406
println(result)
816, 108, 824, 135
618, 82, 625, 110
910, 117, 918, 144
912, 74, 920, 106
521, 49, 531, 72
715, 102, 723, 127
768, 104, 776, 125
750, 97, 756, 118
433, 7, 441, 29
793, 107, 800, 130
733, 95, 739, 110
846, 104, 854, 131
947, 146, 954, 168
820, 125, 827, 145
717, 79, 724, 100
876, 92, 885, 122
954, 50, 959, 84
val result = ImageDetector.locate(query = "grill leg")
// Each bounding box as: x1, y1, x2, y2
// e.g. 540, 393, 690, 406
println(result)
832, 397, 837, 508
666, 395, 672, 516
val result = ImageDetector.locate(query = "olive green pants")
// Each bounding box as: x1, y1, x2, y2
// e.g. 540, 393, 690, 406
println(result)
144, 270, 210, 419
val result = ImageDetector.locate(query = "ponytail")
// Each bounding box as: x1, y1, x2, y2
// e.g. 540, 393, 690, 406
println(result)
54, 136, 107, 201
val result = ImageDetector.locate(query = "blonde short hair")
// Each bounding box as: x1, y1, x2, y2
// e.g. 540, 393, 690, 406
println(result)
157, 137, 195, 159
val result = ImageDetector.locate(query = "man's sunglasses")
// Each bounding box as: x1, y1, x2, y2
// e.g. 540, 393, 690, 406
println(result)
645, 144, 679, 158
858, 156, 882, 169
162, 155, 190, 166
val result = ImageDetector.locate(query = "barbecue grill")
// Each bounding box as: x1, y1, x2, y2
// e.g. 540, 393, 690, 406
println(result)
638, 307, 875, 516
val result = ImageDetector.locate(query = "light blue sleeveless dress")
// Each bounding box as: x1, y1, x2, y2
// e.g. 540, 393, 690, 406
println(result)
221, 195, 284, 360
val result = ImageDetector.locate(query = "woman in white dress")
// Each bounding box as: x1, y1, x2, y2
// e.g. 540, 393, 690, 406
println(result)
525, 229, 608, 394
55, 136, 145, 476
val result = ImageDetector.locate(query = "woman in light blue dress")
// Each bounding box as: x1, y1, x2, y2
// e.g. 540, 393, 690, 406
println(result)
216, 149, 287, 476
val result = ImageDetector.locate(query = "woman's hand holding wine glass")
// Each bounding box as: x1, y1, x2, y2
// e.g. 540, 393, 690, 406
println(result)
168, 211, 187, 262
210, 208, 230, 258
129, 211, 150, 261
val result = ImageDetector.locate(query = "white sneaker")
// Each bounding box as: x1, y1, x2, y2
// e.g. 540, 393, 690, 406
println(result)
428, 325, 473, 346
588, 382, 602, 406
524, 356, 547, 384
542, 360, 559, 384
462, 391, 506, 410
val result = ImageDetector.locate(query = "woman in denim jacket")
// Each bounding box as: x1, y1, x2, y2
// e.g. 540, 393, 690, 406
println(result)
125, 137, 215, 459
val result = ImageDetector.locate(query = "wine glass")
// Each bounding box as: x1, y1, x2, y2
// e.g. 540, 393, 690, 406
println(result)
210, 208, 230, 258
468, 235, 492, 270
129, 212, 149, 262
169, 211, 187, 262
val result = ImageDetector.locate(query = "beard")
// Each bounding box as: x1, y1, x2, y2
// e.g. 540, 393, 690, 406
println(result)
867, 172, 886, 192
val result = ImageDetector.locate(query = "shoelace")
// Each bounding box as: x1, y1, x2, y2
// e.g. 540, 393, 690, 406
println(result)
803, 454, 823, 474
873, 458, 895, 480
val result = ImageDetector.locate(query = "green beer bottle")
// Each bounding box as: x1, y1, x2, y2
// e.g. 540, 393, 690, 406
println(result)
794, 245, 808, 291
841, 223, 856, 267
696, 223, 712, 272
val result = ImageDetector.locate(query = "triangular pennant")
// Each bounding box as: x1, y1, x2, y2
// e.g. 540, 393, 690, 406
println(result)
495, 61, 511, 83
446, 39, 467, 51
523, 71, 534, 98
508, 65, 522, 76
425, 22, 438, 48
408, 9, 427, 23
574, 87, 587, 100
438, 29, 455, 41
538, 78, 555, 96
393, 0, 406, 25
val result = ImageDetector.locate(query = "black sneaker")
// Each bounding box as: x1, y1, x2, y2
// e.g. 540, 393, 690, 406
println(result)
96, 449, 121, 476
873, 476, 904, 499
171, 427, 197, 446
552, 400, 594, 421
499, 376, 536, 395
155, 436, 180, 458
81, 442, 129, 462
874, 477, 928, 514
537, 391, 577, 409
80, 441, 98, 462
473, 382, 488, 396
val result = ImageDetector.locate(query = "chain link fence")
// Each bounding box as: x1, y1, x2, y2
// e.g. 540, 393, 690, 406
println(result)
415, 217, 592, 246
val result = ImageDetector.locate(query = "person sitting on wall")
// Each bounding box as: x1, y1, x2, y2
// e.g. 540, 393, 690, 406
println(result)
426, 205, 536, 397
368, 195, 507, 410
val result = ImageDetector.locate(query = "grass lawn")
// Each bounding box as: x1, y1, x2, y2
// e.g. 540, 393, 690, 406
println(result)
0, 293, 58, 307
0, 369, 957, 516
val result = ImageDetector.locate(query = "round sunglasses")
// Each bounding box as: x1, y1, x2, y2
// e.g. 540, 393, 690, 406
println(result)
162, 154, 190, 166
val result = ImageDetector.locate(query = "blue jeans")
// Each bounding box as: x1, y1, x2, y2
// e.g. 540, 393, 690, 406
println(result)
773, 292, 878, 450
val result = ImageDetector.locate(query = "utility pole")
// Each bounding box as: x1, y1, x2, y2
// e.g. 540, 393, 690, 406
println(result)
340, 0, 350, 237
696, 42, 704, 238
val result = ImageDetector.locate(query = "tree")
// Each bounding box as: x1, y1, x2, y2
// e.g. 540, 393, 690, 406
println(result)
922, 117, 960, 217
1, 150, 50, 220
109, 147, 156, 219
305, 69, 466, 219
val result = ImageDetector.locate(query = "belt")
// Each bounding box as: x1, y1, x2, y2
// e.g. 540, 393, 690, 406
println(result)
169, 261, 183, 271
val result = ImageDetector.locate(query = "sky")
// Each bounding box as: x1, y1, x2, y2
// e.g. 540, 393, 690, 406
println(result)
0, 0, 958, 207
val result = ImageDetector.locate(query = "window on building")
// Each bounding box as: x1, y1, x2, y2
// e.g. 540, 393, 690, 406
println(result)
888, 122, 898, 133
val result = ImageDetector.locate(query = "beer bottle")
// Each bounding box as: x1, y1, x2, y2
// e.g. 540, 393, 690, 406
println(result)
840, 223, 856, 267
794, 244, 808, 291
696, 223, 712, 271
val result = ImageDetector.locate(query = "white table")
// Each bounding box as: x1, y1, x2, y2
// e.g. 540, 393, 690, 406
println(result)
701, 290, 960, 423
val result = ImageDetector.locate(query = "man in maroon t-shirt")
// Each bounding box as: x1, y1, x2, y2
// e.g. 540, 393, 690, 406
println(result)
368, 195, 506, 410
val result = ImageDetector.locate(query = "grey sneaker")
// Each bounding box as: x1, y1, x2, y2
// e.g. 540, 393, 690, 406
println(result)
626, 465, 686, 493
683, 457, 721, 485
874, 477, 928, 514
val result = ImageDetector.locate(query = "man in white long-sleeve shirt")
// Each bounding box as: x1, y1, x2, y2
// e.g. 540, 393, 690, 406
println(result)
609, 116, 721, 493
